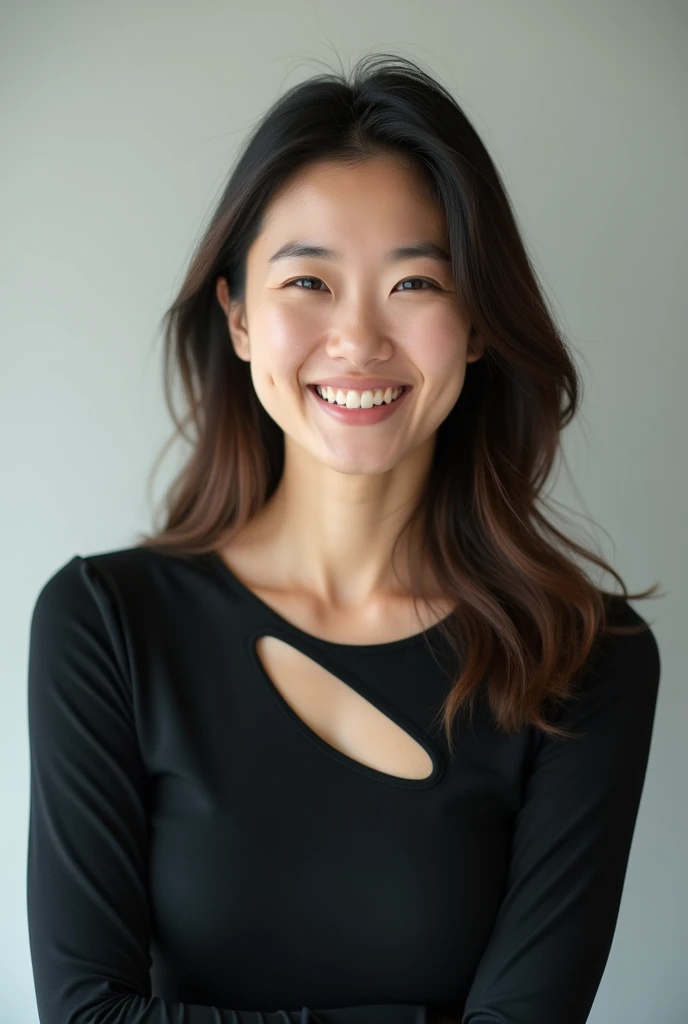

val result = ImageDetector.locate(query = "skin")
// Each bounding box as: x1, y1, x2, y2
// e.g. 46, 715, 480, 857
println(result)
215, 154, 484, 624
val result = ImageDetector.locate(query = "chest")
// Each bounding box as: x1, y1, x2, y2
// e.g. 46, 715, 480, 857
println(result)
141, 603, 529, 1010
214, 545, 457, 782
255, 633, 435, 780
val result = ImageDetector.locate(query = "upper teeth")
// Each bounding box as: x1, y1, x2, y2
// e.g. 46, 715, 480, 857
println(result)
315, 385, 404, 408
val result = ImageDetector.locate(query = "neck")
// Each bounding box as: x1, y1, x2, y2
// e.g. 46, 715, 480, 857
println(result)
242, 435, 436, 609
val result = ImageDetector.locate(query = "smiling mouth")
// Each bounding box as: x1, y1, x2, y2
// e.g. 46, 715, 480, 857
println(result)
309, 384, 409, 408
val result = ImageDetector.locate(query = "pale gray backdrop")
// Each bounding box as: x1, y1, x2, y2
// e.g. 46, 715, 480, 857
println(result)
2, 1, 686, 1021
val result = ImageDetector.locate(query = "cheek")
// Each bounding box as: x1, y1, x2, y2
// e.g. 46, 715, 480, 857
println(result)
403, 306, 470, 378
251, 305, 315, 376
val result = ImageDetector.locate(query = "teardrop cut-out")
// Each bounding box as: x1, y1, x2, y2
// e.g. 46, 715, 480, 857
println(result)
253, 635, 435, 780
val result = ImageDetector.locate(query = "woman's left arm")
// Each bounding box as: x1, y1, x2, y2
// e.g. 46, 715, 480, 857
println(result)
461, 600, 661, 1024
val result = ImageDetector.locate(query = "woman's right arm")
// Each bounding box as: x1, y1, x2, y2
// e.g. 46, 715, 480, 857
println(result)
26, 556, 433, 1024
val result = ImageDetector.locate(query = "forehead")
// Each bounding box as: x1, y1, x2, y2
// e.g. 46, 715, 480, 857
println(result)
254, 156, 447, 251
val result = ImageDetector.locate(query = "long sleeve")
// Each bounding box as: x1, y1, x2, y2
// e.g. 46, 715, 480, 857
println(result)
461, 600, 661, 1023
25, 557, 429, 1024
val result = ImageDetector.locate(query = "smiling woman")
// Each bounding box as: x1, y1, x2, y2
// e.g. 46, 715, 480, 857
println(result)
27, 51, 663, 1024
212, 151, 477, 479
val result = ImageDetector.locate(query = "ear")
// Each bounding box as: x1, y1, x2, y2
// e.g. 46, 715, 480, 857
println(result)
216, 276, 250, 362
466, 327, 485, 364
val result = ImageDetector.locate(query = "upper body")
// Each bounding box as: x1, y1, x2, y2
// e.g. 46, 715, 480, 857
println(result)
27, 56, 664, 1024
26, 543, 661, 1023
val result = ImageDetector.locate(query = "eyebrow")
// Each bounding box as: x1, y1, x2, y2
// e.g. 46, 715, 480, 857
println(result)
267, 240, 452, 265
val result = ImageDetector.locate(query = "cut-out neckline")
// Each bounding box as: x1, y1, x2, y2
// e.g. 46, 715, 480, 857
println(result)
246, 625, 444, 789
204, 550, 455, 653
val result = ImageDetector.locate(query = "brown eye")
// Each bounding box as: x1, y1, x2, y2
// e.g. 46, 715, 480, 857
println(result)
396, 277, 439, 291
287, 276, 440, 293
289, 277, 328, 291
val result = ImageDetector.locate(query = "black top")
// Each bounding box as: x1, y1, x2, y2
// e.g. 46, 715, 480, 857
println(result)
26, 546, 661, 1024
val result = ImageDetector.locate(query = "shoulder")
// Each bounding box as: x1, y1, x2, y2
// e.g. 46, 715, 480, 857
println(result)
30, 545, 229, 664
544, 596, 661, 737
30, 545, 199, 644
29, 547, 142, 652
585, 596, 661, 696
32, 545, 155, 615
33, 544, 208, 610
29, 546, 212, 695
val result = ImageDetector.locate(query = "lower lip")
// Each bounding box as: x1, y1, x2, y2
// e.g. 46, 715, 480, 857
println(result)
307, 385, 412, 425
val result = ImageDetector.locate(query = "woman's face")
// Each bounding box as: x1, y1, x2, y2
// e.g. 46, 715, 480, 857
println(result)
216, 154, 483, 477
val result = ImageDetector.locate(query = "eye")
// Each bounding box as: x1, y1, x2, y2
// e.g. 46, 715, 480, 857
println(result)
286, 276, 441, 292
289, 276, 329, 291
395, 277, 440, 292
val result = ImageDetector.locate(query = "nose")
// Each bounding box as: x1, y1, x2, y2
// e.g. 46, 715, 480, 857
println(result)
324, 310, 394, 367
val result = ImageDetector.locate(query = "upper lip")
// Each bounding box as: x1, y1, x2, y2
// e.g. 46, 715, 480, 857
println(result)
309, 377, 411, 391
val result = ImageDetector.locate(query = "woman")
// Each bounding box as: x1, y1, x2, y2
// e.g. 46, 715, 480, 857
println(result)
26, 54, 662, 1023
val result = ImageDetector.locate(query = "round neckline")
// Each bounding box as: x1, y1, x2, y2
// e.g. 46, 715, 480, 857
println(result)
202, 550, 455, 654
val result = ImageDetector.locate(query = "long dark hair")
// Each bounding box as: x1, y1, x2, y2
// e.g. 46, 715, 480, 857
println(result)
138, 52, 662, 755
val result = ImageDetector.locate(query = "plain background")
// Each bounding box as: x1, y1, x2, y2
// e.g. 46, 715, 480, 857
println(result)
2, 1, 686, 1021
